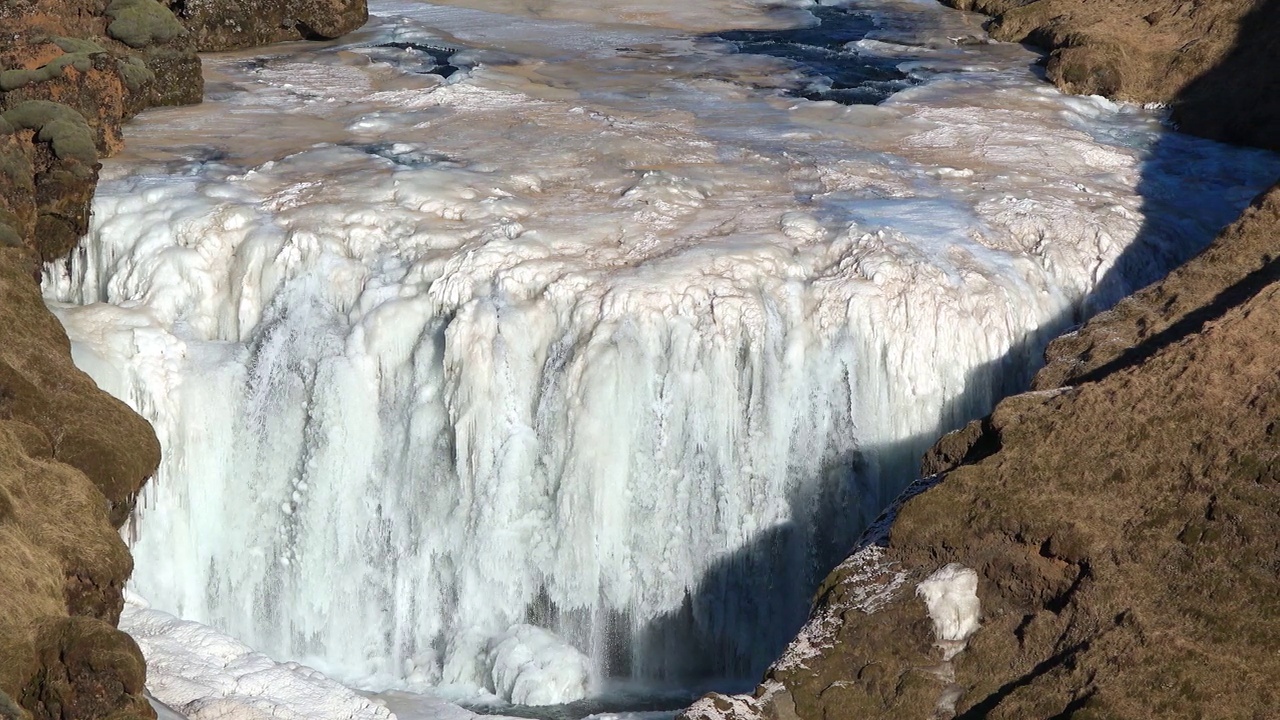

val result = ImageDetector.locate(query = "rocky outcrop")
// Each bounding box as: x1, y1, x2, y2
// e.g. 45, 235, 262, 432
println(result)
159, 0, 370, 51
0, 5, 191, 718
683, 2, 1280, 719
0, 1, 366, 718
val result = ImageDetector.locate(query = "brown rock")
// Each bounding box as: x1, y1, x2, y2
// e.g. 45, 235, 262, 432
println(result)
163, 0, 370, 51
0, 2, 366, 717
1036, 182, 1280, 389
938, 0, 1280, 152
0, 248, 159, 720
20, 617, 153, 720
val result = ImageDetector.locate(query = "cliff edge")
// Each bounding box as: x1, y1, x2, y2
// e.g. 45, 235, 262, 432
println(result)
0, 1, 366, 718
682, 1, 1280, 718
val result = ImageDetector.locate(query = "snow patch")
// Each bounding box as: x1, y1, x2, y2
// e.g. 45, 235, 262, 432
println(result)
121, 594, 394, 720
916, 563, 981, 659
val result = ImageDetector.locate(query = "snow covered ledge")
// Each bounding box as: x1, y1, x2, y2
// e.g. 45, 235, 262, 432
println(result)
121, 593, 393, 720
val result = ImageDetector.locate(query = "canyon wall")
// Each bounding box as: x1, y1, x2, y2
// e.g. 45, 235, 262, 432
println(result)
682, 1, 1280, 718
0, 2, 365, 718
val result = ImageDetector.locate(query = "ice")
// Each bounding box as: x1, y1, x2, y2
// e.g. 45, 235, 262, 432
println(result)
121, 593, 395, 720
916, 563, 981, 658
486, 625, 592, 705
44, 0, 1280, 706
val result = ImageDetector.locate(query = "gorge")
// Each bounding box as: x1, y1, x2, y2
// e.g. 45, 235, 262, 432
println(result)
2, 0, 1278, 719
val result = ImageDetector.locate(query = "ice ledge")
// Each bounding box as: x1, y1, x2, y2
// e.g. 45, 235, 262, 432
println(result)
121, 593, 394, 720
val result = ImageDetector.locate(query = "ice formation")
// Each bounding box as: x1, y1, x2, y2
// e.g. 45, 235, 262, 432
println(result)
916, 563, 981, 657
44, 0, 1280, 705
485, 625, 592, 705
122, 593, 394, 720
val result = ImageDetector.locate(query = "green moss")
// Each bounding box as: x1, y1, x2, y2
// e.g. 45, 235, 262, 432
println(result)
116, 56, 155, 92
0, 42, 104, 92
51, 37, 106, 55
1, 101, 97, 166
106, 0, 186, 49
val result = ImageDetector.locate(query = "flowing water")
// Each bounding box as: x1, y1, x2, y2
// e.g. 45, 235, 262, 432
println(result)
43, 0, 1280, 715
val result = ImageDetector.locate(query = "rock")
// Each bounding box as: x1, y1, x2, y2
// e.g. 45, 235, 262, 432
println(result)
0, 248, 161, 720
937, 0, 1280, 152
162, 0, 371, 51
1035, 182, 1280, 390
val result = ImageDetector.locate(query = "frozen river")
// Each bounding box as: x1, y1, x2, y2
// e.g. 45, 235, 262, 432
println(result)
43, 0, 1280, 717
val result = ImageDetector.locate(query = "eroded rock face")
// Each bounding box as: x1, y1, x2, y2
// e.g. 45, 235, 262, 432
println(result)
0, 1, 366, 718
161, 0, 370, 51
0, 4, 185, 717
0, 248, 161, 720
683, 2, 1280, 719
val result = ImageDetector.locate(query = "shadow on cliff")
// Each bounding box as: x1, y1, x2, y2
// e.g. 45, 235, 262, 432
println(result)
618, 0, 1280, 695
623, 326, 1061, 688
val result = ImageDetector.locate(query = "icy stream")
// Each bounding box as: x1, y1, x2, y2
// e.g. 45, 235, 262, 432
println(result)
43, 0, 1280, 715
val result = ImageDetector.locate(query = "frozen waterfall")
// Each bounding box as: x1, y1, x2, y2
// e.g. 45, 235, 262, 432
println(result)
43, 0, 1280, 707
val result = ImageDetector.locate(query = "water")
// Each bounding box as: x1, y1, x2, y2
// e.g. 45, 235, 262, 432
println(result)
42, 0, 1280, 715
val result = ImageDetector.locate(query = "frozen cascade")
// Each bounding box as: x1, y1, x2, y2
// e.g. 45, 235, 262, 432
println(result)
42, 0, 1280, 705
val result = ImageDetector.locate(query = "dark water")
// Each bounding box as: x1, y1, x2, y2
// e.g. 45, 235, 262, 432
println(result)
370, 41, 464, 77
712, 6, 914, 104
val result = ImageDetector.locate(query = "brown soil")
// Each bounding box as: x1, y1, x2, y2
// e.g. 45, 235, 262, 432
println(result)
682, 2, 1280, 719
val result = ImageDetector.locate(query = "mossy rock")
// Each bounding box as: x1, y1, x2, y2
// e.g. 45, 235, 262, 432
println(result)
115, 56, 155, 93
0, 55, 93, 93
106, 0, 186, 49
50, 37, 106, 55
1, 101, 97, 166
0, 37, 111, 92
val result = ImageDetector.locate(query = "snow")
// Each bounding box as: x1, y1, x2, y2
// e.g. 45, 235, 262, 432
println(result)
916, 563, 981, 658
122, 593, 395, 720
44, 0, 1280, 707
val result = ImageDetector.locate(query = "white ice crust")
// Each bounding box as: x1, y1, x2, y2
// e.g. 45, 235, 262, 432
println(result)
44, 0, 1280, 706
916, 563, 981, 656
485, 625, 592, 705
122, 594, 394, 720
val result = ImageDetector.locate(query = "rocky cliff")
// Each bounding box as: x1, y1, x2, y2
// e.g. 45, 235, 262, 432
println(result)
683, 1, 1280, 718
0, 2, 366, 718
